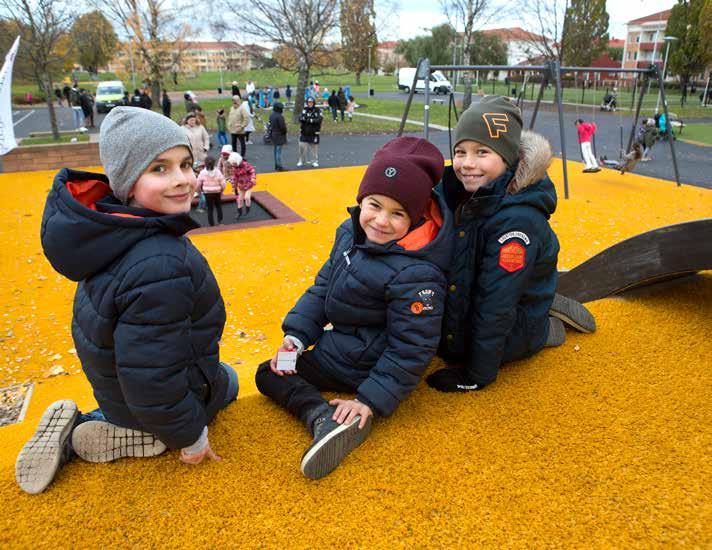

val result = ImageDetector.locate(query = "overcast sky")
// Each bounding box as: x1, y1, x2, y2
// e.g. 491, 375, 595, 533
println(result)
386, 0, 678, 42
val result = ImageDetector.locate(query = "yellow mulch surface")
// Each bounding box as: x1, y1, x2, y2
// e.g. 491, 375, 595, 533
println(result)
1, 161, 711, 547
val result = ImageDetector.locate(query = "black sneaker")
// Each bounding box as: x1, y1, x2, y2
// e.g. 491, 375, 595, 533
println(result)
15, 399, 78, 494
71, 420, 167, 463
300, 410, 372, 480
545, 317, 566, 347
550, 293, 597, 333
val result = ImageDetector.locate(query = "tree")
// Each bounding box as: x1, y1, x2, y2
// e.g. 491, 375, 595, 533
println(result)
441, 0, 499, 109
395, 24, 458, 67
94, 0, 191, 108
666, 0, 705, 86
340, 0, 377, 85
701, 0, 712, 67
70, 11, 118, 75
214, 0, 339, 123
562, 0, 609, 66
517, 0, 568, 62
0, 0, 75, 139
469, 31, 507, 65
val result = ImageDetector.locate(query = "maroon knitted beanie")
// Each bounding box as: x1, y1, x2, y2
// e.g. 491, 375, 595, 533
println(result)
356, 137, 444, 223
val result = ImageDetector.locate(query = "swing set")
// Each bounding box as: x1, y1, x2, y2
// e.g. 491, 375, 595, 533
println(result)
397, 59, 681, 199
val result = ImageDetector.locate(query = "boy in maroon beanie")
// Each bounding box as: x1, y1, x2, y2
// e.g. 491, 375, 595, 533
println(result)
256, 137, 453, 480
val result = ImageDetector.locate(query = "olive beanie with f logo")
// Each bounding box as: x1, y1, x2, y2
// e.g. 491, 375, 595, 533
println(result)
453, 95, 523, 167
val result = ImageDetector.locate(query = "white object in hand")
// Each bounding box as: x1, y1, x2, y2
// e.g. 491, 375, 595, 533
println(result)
276, 351, 298, 371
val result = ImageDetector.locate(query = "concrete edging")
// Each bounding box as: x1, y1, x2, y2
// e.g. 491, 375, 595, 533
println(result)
1, 141, 100, 173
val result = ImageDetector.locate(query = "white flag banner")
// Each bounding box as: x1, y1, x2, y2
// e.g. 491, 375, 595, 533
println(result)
0, 36, 21, 156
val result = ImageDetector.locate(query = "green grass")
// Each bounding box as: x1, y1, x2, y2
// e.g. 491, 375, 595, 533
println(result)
678, 123, 712, 146
20, 133, 90, 146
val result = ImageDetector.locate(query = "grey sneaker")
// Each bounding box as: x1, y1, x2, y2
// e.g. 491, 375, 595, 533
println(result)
15, 399, 78, 495
71, 421, 167, 463
550, 293, 597, 333
545, 317, 566, 347
300, 409, 372, 480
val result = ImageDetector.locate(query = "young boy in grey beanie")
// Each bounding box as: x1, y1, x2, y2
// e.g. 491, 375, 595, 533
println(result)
427, 96, 596, 394
15, 107, 238, 495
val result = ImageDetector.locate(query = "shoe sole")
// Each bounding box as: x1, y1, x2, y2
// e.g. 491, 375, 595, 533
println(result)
300, 415, 372, 480
15, 399, 78, 495
550, 293, 597, 333
545, 317, 566, 347
71, 421, 167, 463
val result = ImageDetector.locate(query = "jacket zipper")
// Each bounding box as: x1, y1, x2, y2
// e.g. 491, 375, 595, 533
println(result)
326, 247, 352, 306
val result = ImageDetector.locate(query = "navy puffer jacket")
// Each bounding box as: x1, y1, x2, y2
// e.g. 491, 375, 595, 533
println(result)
41, 169, 228, 449
283, 191, 452, 417
438, 131, 560, 387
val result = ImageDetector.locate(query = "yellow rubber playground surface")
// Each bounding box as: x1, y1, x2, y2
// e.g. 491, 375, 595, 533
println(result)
0, 160, 710, 547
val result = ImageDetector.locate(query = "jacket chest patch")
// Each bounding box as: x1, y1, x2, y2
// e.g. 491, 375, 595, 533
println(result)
499, 242, 526, 272
497, 231, 530, 245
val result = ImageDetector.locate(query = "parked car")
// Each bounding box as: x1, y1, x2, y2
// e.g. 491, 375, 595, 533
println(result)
397, 68, 453, 95
94, 81, 126, 113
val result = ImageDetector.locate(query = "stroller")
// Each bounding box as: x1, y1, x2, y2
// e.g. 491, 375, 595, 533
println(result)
600, 92, 617, 112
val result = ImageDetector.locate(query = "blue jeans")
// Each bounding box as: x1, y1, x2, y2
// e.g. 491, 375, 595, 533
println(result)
217, 131, 228, 146
198, 192, 206, 210
68, 362, 239, 458
72, 107, 84, 129
274, 144, 283, 167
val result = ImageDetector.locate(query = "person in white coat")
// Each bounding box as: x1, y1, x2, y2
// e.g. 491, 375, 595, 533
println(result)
241, 99, 256, 145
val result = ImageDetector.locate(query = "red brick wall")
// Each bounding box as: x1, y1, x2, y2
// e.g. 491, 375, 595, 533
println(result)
1, 142, 101, 173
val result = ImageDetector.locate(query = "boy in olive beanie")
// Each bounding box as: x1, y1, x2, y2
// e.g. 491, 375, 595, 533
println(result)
428, 96, 596, 394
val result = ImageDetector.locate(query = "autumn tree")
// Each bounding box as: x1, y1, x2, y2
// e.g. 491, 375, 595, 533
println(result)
700, 0, 712, 67
340, 0, 377, 85
70, 10, 118, 75
214, 0, 339, 123
562, 0, 609, 66
666, 0, 706, 86
94, 0, 191, 108
0, 0, 75, 139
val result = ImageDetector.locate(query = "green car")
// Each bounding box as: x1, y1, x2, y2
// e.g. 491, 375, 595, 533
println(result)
95, 81, 126, 113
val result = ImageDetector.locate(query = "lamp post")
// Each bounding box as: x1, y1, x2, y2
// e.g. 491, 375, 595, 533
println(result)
656, 36, 678, 113
367, 43, 372, 95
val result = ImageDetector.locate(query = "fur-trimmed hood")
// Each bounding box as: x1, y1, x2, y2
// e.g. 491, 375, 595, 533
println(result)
508, 130, 553, 194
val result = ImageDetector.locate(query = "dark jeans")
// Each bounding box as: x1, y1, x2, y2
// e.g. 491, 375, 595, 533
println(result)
205, 193, 223, 225
273, 144, 283, 168
255, 352, 357, 429
231, 133, 246, 157
330, 106, 338, 121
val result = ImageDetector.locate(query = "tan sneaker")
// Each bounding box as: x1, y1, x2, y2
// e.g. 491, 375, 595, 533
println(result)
71, 420, 166, 463
15, 400, 78, 495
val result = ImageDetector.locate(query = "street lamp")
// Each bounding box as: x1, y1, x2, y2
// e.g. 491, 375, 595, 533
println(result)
656, 35, 678, 113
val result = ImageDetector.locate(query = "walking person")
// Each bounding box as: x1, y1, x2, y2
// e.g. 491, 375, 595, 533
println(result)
140, 89, 153, 110
285, 84, 292, 104
337, 87, 347, 122
575, 119, 600, 173
231, 81, 241, 99
183, 113, 210, 165
328, 90, 339, 122
196, 156, 226, 226
228, 95, 248, 158
130, 89, 143, 108
70, 86, 85, 130
79, 89, 95, 129
162, 90, 172, 118
216, 109, 229, 146
346, 96, 356, 121
241, 98, 255, 145
226, 152, 256, 219
269, 101, 287, 171
297, 97, 322, 168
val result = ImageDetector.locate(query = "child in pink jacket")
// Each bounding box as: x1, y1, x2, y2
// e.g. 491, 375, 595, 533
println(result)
575, 119, 601, 173
227, 152, 256, 219
196, 156, 226, 226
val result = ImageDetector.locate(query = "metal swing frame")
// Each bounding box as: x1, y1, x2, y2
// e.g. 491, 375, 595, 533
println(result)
397, 58, 681, 199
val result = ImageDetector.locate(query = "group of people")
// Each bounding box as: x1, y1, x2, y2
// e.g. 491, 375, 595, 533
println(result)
54, 84, 96, 130
17, 95, 598, 494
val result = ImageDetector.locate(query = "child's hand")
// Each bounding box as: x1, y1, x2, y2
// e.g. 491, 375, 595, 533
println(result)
269, 338, 297, 376
329, 399, 372, 429
179, 440, 222, 464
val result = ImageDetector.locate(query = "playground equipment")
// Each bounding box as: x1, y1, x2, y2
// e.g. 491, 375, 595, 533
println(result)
556, 219, 712, 303
398, 59, 682, 198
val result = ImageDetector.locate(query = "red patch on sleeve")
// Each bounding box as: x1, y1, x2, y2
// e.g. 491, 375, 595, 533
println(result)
499, 242, 526, 272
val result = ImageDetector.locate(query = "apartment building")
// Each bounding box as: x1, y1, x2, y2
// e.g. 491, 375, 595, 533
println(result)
621, 9, 671, 72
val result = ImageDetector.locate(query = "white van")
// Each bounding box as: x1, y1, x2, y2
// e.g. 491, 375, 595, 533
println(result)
95, 81, 126, 113
397, 68, 453, 95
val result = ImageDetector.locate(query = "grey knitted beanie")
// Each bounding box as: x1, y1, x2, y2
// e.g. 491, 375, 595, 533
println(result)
453, 96, 523, 167
99, 107, 193, 203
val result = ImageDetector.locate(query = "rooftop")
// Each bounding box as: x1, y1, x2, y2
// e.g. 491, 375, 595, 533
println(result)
627, 9, 672, 26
